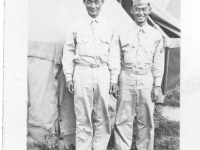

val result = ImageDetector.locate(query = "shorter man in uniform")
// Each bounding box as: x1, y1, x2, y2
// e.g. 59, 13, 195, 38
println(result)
114, 0, 164, 150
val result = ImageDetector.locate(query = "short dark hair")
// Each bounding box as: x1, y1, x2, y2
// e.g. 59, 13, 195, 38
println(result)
83, 0, 104, 3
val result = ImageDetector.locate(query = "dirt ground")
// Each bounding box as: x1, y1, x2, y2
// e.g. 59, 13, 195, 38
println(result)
162, 106, 180, 121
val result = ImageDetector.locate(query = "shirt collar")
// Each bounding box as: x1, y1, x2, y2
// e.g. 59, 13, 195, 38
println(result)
134, 22, 150, 33
86, 14, 102, 24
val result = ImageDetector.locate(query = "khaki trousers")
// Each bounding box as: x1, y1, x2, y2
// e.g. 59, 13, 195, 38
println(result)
114, 70, 155, 150
73, 65, 111, 150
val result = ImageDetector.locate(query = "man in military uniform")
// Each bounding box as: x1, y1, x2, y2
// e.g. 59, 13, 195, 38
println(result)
114, 0, 164, 150
62, 0, 120, 150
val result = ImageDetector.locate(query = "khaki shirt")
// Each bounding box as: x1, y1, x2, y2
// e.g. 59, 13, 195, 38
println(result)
120, 23, 164, 86
62, 15, 120, 83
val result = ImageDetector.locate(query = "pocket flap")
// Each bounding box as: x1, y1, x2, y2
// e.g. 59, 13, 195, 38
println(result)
77, 35, 90, 43
144, 47, 154, 54
122, 44, 133, 52
100, 34, 112, 44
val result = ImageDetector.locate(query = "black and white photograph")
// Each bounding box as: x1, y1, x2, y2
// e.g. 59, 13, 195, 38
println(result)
2, 0, 200, 150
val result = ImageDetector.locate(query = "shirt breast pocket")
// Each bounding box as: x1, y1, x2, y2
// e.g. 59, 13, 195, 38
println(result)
76, 34, 91, 56
143, 47, 155, 62
144, 48, 154, 55
99, 34, 112, 54
100, 34, 112, 45
76, 35, 90, 44
121, 43, 135, 64
122, 44, 133, 52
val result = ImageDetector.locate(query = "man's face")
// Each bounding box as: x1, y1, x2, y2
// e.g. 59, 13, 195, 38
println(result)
131, 4, 151, 26
84, 0, 103, 18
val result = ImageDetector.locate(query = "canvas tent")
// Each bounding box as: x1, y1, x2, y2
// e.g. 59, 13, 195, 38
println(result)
28, 0, 180, 149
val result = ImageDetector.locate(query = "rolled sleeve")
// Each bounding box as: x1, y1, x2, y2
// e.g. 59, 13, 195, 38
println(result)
62, 23, 76, 83
152, 34, 164, 86
163, 36, 172, 48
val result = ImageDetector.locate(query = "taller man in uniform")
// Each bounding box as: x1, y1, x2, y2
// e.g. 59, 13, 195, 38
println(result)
114, 0, 164, 150
62, 0, 120, 150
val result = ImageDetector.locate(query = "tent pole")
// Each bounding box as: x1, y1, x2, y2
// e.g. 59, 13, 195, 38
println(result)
148, 16, 168, 38
148, 16, 172, 47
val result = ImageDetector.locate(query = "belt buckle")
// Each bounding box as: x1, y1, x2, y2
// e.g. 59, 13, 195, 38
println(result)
134, 70, 147, 75
90, 64, 99, 68
142, 71, 147, 75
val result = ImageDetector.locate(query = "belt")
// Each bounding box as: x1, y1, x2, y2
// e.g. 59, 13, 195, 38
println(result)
75, 62, 107, 68
123, 66, 150, 75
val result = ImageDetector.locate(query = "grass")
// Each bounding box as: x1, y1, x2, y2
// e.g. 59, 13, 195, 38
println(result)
154, 136, 179, 150
27, 136, 66, 150
108, 103, 180, 150
131, 104, 180, 150
154, 104, 180, 150
27, 136, 49, 150
164, 89, 180, 108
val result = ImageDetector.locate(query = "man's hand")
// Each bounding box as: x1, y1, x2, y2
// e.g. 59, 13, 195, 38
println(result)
66, 81, 74, 93
110, 83, 119, 99
151, 86, 161, 102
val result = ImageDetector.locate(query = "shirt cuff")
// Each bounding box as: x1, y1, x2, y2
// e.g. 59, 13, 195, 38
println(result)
110, 75, 119, 84
163, 37, 172, 48
154, 77, 163, 86
66, 75, 73, 83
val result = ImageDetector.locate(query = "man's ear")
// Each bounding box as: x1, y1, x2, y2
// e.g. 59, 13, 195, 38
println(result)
148, 6, 152, 14
83, 0, 86, 5
130, 7, 134, 15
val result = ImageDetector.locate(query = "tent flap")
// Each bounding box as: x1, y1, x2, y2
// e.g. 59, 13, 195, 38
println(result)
28, 41, 63, 64
150, 1, 180, 37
